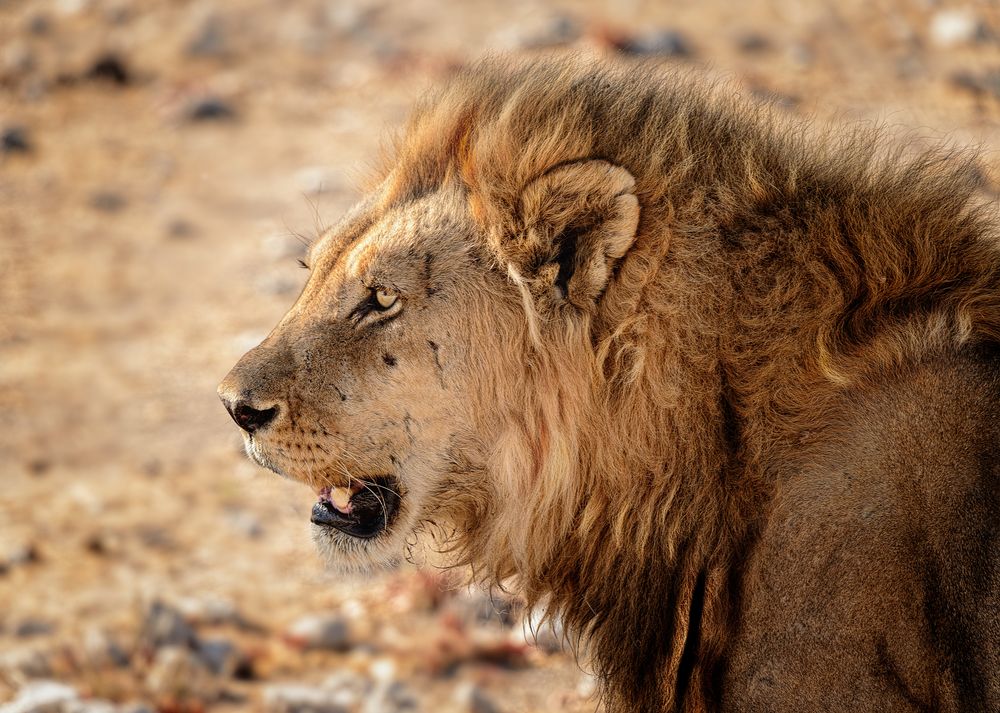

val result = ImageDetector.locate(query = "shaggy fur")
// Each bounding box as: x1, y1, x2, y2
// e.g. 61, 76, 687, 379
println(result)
221, 56, 1000, 712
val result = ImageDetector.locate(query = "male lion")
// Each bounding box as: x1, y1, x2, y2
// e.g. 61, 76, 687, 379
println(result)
219, 57, 1000, 712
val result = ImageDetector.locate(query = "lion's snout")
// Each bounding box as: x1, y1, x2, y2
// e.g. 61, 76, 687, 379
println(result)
217, 341, 292, 434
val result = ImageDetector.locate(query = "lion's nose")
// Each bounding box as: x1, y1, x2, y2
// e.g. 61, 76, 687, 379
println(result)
220, 395, 279, 433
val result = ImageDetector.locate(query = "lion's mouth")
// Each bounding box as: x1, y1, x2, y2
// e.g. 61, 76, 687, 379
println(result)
310, 476, 401, 540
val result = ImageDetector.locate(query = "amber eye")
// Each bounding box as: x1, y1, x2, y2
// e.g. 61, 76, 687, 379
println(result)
374, 288, 398, 310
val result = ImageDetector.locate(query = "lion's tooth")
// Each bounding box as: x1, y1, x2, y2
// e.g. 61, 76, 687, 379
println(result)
329, 486, 352, 511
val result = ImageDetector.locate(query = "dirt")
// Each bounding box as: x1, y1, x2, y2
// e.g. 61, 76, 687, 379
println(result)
2, 0, 1000, 711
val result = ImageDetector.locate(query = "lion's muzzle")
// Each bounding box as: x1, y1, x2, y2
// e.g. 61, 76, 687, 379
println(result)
311, 477, 401, 539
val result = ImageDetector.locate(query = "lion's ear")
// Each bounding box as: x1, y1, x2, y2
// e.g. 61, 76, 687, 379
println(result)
503, 160, 639, 309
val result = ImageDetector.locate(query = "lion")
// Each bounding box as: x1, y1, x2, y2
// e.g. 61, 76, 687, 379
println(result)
218, 57, 1000, 712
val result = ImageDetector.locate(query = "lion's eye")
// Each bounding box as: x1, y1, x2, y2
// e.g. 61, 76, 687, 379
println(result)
374, 288, 398, 310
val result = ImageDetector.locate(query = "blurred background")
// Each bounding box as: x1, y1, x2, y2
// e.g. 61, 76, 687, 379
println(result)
2, 0, 1000, 711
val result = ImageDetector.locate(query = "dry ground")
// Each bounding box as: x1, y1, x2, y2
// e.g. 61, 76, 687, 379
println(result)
3, 0, 1000, 711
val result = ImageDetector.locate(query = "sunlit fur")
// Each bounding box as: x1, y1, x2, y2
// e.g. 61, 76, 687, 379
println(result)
223, 56, 1000, 712
374, 57, 1000, 712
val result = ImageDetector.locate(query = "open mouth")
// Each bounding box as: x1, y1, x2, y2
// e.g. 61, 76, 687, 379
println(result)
310, 476, 401, 540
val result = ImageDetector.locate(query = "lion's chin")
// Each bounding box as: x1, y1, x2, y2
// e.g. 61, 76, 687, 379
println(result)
310, 521, 407, 573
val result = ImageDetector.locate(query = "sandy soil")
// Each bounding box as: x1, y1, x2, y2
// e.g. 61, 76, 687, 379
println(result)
2, 0, 1000, 711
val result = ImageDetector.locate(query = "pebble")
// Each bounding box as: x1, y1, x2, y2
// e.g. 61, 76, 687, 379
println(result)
284, 614, 350, 652
174, 596, 241, 627
164, 218, 196, 239
360, 681, 418, 713
3, 42, 35, 76
195, 638, 239, 676
263, 684, 349, 713
14, 619, 55, 639
224, 508, 265, 538
2, 126, 32, 155
930, 10, 984, 48
453, 682, 500, 713
65, 700, 121, 713
138, 600, 197, 650
0, 646, 53, 682
734, 31, 771, 54
447, 588, 520, 629
950, 70, 1000, 101
145, 646, 214, 701
519, 15, 581, 49
0, 680, 78, 713
27, 14, 52, 36
82, 628, 130, 668
615, 29, 692, 58
85, 54, 130, 86
186, 16, 227, 58
88, 191, 126, 213
183, 96, 236, 122
322, 670, 372, 709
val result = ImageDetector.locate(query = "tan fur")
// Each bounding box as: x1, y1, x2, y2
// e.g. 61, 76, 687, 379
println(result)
220, 57, 1000, 711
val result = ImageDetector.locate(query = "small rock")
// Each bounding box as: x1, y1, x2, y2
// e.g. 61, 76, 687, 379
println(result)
3, 42, 36, 76
361, 681, 418, 713
614, 29, 691, 58
64, 700, 121, 713
930, 9, 985, 48
83, 530, 123, 557
224, 508, 265, 538
0, 646, 53, 682
175, 596, 240, 627
82, 628, 130, 668
183, 96, 236, 122
520, 15, 581, 49
138, 600, 197, 651
284, 615, 350, 652
734, 31, 771, 54
447, 588, 520, 629
6, 543, 42, 567
27, 14, 52, 36
14, 619, 55, 639
186, 16, 227, 58
1, 680, 78, 713
85, 54, 130, 85
321, 670, 372, 709
2, 126, 32, 155
145, 646, 214, 701
135, 526, 174, 551
950, 70, 1000, 101
195, 638, 238, 676
453, 682, 500, 713
88, 191, 126, 212
263, 684, 349, 713
27, 458, 51, 476
786, 43, 814, 69
165, 218, 196, 239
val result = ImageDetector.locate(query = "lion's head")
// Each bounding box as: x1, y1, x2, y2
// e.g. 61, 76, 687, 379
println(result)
218, 62, 642, 572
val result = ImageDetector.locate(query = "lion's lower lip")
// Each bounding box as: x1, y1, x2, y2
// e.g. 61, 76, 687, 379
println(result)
310, 476, 401, 539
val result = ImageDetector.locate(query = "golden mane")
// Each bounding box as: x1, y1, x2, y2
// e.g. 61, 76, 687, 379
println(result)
376, 57, 1000, 711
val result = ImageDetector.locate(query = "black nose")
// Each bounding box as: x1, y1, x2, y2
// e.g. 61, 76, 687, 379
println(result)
223, 398, 278, 433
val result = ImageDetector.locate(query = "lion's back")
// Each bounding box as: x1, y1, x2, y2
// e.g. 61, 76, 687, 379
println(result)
723, 345, 1000, 712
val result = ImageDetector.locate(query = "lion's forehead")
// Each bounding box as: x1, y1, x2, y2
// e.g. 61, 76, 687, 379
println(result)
314, 194, 475, 286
